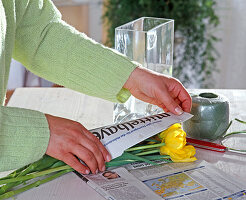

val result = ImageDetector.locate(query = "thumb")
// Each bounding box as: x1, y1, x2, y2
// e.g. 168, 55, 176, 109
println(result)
158, 91, 184, 115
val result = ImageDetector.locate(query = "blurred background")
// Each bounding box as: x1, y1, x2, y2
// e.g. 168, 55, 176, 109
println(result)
7, 0, 246, 96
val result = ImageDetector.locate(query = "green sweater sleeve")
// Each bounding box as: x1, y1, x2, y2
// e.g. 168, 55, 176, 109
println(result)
0, 106, 50, 171
0, 0, 137, 171
13, 0, 137, 102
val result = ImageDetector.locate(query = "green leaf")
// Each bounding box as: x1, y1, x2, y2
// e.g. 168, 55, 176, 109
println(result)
0, 165, 73, 185
106, 152, 158, 167
0, 170, 72, 200
0, 155, 59, 195
106, 160, 138, 167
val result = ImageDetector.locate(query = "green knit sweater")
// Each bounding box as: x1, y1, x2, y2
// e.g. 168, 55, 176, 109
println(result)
0, 0, 136, 171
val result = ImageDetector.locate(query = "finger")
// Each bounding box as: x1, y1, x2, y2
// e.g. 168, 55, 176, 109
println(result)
63, 153, 90, 174
156, 90, 183, 115
176, 85, 192, 112
158, 100, 181, 113
72, 144, 99, 174
79, 134, 106, 172
160, 105, 169, 113
83, 129, 111, 163
181, 98, 192, 112
174, 98, 181, 106
167, 78, 191, 113
154, 102, 169, 113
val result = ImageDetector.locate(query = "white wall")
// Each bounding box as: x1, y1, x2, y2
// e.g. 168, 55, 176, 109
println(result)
214, 0, 246, 89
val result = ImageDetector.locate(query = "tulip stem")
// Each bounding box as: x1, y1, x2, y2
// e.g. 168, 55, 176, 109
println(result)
142, 155, 170, 160
222, 118, 246, 139
126, 143, 165, 152
235, 118, 246, 124
221, 120, 233, 138
144, 139, 161, 143
135, 149, 160, 156
223, 130, 246, 138
0, 165, 72, 185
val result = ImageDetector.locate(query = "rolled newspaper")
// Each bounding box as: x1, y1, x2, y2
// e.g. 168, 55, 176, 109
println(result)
90, 112, 193, 159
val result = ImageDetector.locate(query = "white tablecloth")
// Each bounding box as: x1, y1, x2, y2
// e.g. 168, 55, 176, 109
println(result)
1, 88, 246, 199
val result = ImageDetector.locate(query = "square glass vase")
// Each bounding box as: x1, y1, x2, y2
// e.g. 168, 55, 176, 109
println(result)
114, 17, 174, 123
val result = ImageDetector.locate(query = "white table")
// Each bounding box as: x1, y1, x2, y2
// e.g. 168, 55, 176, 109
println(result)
1, 88, 246, 199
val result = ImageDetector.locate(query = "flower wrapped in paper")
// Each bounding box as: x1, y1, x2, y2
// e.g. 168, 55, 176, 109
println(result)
159, 123, 197, 162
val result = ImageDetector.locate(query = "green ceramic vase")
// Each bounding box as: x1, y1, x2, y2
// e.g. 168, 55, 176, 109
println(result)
183, 92, 229, 140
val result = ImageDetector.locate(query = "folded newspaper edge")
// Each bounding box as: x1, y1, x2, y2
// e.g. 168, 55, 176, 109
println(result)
90, 112, 193, 159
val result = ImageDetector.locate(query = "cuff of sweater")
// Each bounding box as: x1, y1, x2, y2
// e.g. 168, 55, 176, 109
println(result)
116, 88, 132, 103
0, 106, 50, 171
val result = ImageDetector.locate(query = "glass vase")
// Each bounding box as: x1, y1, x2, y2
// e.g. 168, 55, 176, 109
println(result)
114, 17, 174, 123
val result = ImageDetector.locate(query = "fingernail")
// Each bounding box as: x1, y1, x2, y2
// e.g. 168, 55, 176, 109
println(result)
85, 170, 90, 174
175, 107, 183, 115
101, 165, 106, 172
95, 169, 98, 174
106, 155, 111, 162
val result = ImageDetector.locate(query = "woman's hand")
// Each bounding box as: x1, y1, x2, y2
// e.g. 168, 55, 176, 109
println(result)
123, 66, 192, 115
45, 114, 111, 174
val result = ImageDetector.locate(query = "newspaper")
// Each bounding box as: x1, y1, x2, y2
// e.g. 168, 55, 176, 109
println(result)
128, 161, 246, 200
78, 161, 246, 200
77, 167, 162, 200
90, 112, 193, 159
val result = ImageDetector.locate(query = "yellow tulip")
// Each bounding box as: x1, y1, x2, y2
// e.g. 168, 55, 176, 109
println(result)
159, 123, 186, 149
159, 123, 182, 139
160, 145, 197, 162
159, 123, 197, 162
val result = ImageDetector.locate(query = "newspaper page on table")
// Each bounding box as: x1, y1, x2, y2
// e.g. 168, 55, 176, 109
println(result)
128, 160, 246, 200
78, 161, 246, 200
77, 167, 162, 200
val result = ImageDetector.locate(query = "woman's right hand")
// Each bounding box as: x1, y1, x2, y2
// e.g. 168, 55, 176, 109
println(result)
45, 114, 111, 174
